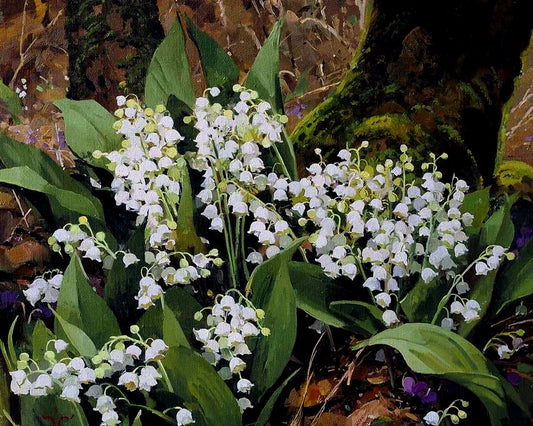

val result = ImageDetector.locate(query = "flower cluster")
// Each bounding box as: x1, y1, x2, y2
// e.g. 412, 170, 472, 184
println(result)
193, 293, 268, 413
49, 216, 138, 268
136, 249, 222, 309
23, 271, 63, 306
96, 96, 184, 250
484, 329, 527, 360
188, 86, 296, 270
424, 400, 469, 425
9, 327, 188, 425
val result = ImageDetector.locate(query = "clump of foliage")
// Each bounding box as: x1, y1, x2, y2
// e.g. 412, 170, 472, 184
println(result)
0, 13, 531, 426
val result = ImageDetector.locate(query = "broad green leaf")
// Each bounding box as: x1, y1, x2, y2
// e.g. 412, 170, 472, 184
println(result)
105, 225, 146, 324
256, 368, 300, 426
492, 237, 533, 315
247, 238, 303, 399
174, 165, 205, 253
0, 167, 103, 220
55, 255, 120, 349
21, 395, 89, 426
245, 18, 298, 180
137, 302, 190, 349
458, 195, 515, 337
246, 19, 284, 112
31, 320, 55, 359
145, 20, 195, 108
354, 323, 522, 426
52, 309, 98, 358
184, 15, 239, 92
289, 261, 382, 335
0, 79, 21, 122
0, 134, 105, 224
162, 347, 241, 426
461, 187, 491, 230
329, 300, 384, 335
401, 278, 448, 323
54, 99, 122, 167
137, 286, 201, 346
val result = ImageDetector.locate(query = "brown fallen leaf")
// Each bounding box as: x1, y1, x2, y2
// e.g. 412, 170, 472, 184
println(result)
307, 412, 347, 426
0, 240, 50, 273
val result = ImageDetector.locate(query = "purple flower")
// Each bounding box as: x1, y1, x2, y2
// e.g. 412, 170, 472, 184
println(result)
0, 291, 19, 309
525, 135, 533, 143
286, 99, 307, 119
505, 372, 521, 387
57, 130, 67, 149
513, 226, 533, 256
402, 376, 438, 404
24, 129, 38, 145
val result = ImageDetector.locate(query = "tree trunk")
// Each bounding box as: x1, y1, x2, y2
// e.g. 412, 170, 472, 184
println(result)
65, 0, 164, 110
291, 0, 532, 185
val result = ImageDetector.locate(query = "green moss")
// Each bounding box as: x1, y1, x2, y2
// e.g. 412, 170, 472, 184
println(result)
496, 160, 533, 189
352, 113, 412, 144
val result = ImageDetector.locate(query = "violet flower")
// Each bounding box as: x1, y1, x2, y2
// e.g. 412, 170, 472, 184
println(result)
402, 376, 438, 404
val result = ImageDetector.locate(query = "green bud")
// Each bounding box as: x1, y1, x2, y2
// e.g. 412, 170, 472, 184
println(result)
261, 327, 271, 336
52, 243, 61, 253
279, 115, 288, 124
400, 144, 408, 153
19, 352, 30, 362
218, 337, 229, 349
458, 410, 467, 419
16, 360, 28, 370
200, 269, 211, 278
167, 220, 177, 230
450, 414, 459, 424
208, 248, 219, 257
256, 309, 265, 320
44, 351, 56, 362
516, 304, 528, 316
194, 312, 203, 321
130, 325, 140, 334
461, 401, 469, 408
92, 355, 102, 365
183, 116, 192, 124
297, 218, 307, 227
95, 367, 105, 379
213, 258, 224, 267
69, 224, 81, 235
115, 342, 126, 351
179, 258, 189, 268
48, 236, 57, 246
64, 244, 74, 254
95, 232, 106, 242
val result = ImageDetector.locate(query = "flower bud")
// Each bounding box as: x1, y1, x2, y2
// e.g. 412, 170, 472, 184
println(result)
194, 312, 203, 321
130, 325, 140, 334
78, 216, 88, 225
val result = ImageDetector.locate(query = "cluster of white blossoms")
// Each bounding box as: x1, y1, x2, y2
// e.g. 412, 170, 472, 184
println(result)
484, 329, 527, 360
96, 96, 184, 250
424, 400, 469, 425
48, 217, 138, 268
193, 293, 269, 413
23, 271, 63, 306
135, 249, 221, 309
274, 143, 508, 328
188, 86, 297, 267
9, 328, 190, 425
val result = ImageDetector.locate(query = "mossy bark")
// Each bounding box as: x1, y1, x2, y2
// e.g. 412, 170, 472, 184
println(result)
65, 0, 164, 109
291, 0, 532, 185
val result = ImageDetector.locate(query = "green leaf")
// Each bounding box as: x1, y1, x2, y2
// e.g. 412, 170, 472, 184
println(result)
31, 320, 55, 359
55, 255, 120, 349
245, 18, 298, 180
105, 225, 146, 323
162, 346, 241, 426
246, 19, 284, 113
145, 20, 195, 108
0, 167, 104, 220
0, 134, 105, 224
401, 278, 448, 323
7, 317, 18, 369
492, 237, 533, 315
132, 409, 143, 426
0, 79, 21, 122
247, 238, 303, 399
461, 187, 491, 230
289, 261, 383, 335
21, 395, 89, 426
52, 309, 98, 358
137, 286, 201, 347
174, 165, 205, 253
256, 368, 300, 426
329, 300, 384, 335
184, 15, 239, 92
354, 323, 523, 426
54, 99, 122, 167
458, 195, 516, 337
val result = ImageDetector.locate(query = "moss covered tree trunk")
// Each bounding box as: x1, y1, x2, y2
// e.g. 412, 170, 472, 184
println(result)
291, 0, 532, 185
65, 0, 164, 109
